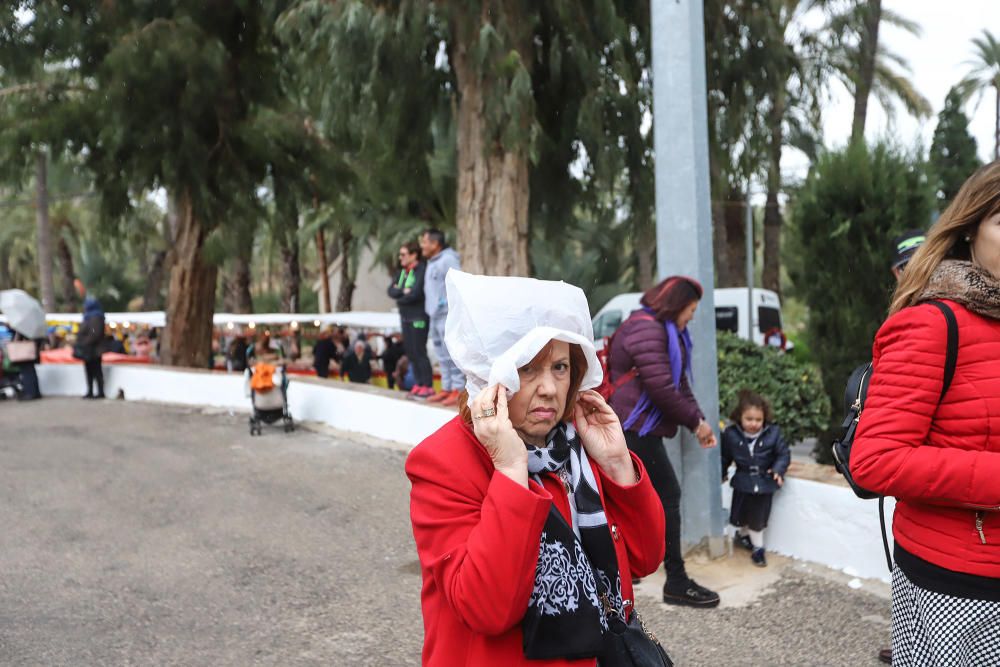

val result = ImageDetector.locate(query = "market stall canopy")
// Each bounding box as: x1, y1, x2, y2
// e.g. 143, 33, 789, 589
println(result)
1, 310, 402, 331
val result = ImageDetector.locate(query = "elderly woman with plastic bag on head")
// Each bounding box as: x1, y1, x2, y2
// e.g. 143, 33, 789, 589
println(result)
405, 271, 671, 667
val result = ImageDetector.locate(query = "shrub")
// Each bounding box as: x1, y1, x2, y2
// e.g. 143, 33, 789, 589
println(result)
785, 142, 933, 459
716, 332, 830, 445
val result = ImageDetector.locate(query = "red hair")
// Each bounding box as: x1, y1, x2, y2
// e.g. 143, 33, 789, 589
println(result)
640, 276, 704, 322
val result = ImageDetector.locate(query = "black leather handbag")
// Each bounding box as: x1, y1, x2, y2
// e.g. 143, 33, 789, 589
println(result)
597, 598, 673, 667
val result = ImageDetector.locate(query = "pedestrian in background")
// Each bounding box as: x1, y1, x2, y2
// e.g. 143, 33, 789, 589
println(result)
852, 161, 1000, 666
873, 227, 926, 665
420, 228, 463, 407
607, 275, 720, 608
721, 390, 789, 568
380, 333, 406, 390
340, 340, 374, 384
388, 241, 434, 397
312, 327, 338, 379
74, 280, 106, 400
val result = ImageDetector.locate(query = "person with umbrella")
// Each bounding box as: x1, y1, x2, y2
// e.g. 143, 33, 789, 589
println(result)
0, 289, 47, 400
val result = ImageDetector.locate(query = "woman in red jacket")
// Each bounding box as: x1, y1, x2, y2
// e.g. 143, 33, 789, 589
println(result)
851, 160, 1000, 665
406, 272, 666, 666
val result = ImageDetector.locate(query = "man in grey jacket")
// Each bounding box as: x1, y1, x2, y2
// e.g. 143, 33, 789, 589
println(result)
419, 228, 464, 406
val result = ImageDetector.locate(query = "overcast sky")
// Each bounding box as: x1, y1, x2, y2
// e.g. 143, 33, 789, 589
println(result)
785, 0, 999, 179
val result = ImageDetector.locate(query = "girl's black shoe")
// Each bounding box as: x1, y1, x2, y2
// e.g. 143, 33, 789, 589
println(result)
734, 533, 753, 551
751, 547, 767, 567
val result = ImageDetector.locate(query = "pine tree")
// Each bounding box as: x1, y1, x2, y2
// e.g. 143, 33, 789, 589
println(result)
929, 87, 981, 211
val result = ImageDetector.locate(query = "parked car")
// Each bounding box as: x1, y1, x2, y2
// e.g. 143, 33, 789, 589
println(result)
592, 287, 788, 349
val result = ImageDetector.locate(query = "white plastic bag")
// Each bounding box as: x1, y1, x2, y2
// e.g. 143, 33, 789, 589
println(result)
444, 270, 602, 405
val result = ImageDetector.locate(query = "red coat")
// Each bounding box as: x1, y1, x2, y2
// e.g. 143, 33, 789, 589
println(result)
851, 300, 1000, 577
406, 416, 666, 667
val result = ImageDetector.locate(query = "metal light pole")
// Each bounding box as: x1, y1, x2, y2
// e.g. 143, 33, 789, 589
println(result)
651, 0, 725, 556
746, 194, 755, 341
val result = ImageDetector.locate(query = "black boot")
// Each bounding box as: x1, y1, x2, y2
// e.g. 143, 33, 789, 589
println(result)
663, 579, 720, 608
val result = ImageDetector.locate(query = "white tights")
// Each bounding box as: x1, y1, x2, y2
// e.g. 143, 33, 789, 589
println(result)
737, 526, 765, 549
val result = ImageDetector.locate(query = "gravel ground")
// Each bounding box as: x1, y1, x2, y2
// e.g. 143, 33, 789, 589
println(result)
0, 397, 891, 666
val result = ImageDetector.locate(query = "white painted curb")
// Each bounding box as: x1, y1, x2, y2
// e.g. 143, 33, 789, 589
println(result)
36, 364, 453, 447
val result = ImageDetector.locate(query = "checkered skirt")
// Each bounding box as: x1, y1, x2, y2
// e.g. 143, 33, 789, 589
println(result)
891, 565, 1000, 666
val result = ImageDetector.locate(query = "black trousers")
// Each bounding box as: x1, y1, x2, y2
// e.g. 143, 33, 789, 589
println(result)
84, 358, 104, 397
402, 319, 433, 388
625, 430, 688, 587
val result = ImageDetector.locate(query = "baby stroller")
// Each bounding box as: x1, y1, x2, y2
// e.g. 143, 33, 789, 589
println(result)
244, 360, 295, 436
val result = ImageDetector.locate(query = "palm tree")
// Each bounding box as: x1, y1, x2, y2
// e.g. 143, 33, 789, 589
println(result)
817, 0, 931, 143
957, 30, 1000, 160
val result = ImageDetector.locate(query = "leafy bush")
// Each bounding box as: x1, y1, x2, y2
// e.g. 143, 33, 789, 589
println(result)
716, 332, 830, 445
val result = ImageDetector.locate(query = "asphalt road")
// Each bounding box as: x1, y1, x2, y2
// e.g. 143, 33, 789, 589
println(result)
0, 398, 891, 666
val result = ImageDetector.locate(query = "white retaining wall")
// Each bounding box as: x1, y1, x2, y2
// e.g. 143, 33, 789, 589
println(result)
37, 364, 894, 582
36, 364, 453, 446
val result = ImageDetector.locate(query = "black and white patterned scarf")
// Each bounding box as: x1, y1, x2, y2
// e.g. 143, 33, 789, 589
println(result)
521, 423, 623, 660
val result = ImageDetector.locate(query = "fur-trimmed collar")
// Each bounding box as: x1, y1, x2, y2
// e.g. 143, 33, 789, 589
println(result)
919, 260, 1000, 320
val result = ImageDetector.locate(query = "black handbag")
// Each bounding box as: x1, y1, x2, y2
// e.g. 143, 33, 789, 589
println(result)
597, 595, 673, 667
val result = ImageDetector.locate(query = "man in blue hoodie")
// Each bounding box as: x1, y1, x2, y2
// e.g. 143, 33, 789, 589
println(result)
74, 279, 106, 399
419, 228, 464, 406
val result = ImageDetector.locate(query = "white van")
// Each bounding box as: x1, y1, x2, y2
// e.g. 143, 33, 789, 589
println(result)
592, 287, 787, 348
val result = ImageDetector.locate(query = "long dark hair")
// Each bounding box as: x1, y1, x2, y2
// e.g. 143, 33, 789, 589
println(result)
640, 276, 704, 322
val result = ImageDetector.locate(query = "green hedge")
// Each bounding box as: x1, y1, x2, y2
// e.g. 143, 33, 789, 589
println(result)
716, 332, 830, 445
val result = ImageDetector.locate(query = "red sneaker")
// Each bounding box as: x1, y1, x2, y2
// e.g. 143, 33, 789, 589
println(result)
426, 390, 451, 403
440, 390, 461, 407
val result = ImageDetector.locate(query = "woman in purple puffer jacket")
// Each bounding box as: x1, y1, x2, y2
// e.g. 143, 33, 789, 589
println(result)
608, 276, 719, 608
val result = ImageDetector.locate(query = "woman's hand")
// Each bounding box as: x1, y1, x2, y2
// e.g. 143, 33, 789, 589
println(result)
472, 385, 528, 487
695, 419, 717, 449
771, 471, 784, 487
574, 391, 635, 485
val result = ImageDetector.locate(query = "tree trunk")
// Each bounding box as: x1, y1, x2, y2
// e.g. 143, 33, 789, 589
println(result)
53, 218, 78, 311
451, 1, 531, 276
635, 218, 657, 290
161, 190, 217, 368
994, 83, 999, 160
762, 92, 785, 295
851, 0, 882, 144
719, 187, 746, 287
141, 250, 169, 311
273, 174, 301, 313
316, 229, 331, 313
34, 150, 56, 313
709, 155, 730, 287
335, 228, 355, 312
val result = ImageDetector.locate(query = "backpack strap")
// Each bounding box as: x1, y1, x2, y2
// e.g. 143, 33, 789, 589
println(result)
877, 299, 960, 573
926, 300, 958, 403
604, 310, 657, 396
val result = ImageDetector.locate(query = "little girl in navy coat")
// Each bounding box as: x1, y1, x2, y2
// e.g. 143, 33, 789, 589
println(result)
721, 390, 790, 567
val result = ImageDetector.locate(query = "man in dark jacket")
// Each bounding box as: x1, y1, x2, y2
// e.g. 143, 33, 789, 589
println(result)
312, 327, 339, 379
75, 287, 106, 399
340, 340, 374, 384
388, 242, 434, 397
380, 333, 406, 390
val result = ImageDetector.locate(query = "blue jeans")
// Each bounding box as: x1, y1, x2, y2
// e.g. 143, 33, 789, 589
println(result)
430, 314, 464, 391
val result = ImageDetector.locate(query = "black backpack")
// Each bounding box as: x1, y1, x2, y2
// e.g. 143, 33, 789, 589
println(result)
830, 300, 958, 570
